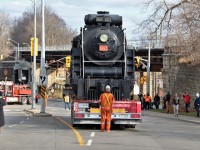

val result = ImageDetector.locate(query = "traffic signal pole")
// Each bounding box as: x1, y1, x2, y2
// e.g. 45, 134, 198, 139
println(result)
32, 0, 37, 109
135, 41, 151, 94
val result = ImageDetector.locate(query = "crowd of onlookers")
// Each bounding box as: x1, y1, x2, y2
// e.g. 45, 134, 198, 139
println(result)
138, 91, 200, 117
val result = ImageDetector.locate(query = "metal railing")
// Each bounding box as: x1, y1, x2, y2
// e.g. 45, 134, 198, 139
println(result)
18, 45, 72, 52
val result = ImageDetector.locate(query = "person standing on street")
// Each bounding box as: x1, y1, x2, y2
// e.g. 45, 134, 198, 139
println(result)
153, 93, 160, 109
165, 92, 171, 113
0, 92, 5, 134
183, 92, 191, 113
194, 93, 200, 117
99, 85, 115, 132
172, 93, 180, 117
64, 94, 70, 110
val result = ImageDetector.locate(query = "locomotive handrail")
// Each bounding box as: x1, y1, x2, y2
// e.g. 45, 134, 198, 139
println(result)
123, 32, 127, 79
18, 45, 71, 51
81, 27, 85, 78
84, 60, 125, 62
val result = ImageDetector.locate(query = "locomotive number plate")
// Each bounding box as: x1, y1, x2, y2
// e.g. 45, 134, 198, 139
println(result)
99, 45, 108, 51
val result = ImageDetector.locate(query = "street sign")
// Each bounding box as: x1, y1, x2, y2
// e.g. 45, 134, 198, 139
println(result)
66, 71, 70, 78
40, 75, 48, 85
39, 66, 47, 85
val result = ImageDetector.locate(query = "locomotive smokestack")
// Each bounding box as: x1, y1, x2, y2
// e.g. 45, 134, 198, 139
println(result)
97, 11, 109, 14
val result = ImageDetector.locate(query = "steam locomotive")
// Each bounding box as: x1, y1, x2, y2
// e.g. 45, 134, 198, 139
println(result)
69, 11, 142, 127
71, 11, 135, 100
0, 60, 32, 104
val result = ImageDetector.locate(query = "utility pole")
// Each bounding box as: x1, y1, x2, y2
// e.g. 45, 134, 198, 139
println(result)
40, 0, 47, 113
32, 0, 37, 109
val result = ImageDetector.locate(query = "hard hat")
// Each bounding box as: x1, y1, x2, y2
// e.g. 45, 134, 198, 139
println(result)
196, 93, 199, 97
105, 85, 111, 90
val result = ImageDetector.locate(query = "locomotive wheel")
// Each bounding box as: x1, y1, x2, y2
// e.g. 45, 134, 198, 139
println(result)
21, 97, 27, 105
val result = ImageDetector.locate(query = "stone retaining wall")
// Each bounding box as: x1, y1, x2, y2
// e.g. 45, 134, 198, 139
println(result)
162, 50, 200, 110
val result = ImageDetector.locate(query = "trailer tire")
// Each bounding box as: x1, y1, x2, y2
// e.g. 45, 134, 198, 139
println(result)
27, 97, 32, 105
21, 97, 27, 105
130, 125, 136, 128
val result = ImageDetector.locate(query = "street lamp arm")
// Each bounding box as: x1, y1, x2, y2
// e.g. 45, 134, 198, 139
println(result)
8, 39, 19, 61
8, 39, 19, 46
23, 43, 30, 47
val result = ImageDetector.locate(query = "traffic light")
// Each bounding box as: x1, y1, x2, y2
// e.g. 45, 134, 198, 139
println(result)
66, 56, 71, 68
0, 54, 3, 60
30, 38, 38, 56
143, 75, 148, 82
140, 77, 144, 84
135, 56, 140, 68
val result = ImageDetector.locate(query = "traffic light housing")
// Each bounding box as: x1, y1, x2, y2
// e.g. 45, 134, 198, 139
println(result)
30, 38, 38, 56
66, 56, 71, 68
140, 77, 144, 84
135, 56, 140, 68
143, 75, 148, 82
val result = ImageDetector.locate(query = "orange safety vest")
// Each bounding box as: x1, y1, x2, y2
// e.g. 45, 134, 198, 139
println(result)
100, 93, 114, 109
144, 95, 151, 103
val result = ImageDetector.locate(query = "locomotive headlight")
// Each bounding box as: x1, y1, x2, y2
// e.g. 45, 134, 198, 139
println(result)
100, 34, 108, 42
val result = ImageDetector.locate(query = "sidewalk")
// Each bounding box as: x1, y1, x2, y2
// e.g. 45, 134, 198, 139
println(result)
142, 110, 200, 124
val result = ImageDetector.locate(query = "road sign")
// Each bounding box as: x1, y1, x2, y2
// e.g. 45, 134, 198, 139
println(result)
40, 85, 46, 98
40, 75, 48, 85
39, 67, 48, 85
66, 71, 70, 78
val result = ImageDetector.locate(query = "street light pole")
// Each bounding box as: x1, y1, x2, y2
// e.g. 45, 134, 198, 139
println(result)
8, 39, 19, 61
31, 0, 37, 109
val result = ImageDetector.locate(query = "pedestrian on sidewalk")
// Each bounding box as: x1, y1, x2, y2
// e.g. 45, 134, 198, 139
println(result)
172, 93, 180, 117
138, 92, 143, 109
0, 92, 5, 134
194, 93, 200, 117
183, 92, 191, 113
153, 93, 160, 109
144, 93, 151, 110
165, 92, 171, 113
64, 94, 70, 110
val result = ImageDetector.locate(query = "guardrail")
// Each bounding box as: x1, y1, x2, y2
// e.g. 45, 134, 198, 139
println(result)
18, 45, 72, 52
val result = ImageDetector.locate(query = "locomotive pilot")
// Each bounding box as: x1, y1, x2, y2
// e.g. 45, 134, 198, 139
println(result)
99, 85, 115, 132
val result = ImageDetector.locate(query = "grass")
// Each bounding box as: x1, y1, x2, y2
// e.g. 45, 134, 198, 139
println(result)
150, 109, 196, 117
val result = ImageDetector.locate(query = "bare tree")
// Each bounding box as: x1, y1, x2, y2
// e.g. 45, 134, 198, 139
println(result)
135, 0, 200, 65
0, 11, 11, 57
11, 5, 77, 47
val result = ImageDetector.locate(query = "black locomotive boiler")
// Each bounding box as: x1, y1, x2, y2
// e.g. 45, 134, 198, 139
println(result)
71, 11, 135, 100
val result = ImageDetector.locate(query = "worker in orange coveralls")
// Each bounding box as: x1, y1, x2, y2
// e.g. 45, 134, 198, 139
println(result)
99, 85, 115, 132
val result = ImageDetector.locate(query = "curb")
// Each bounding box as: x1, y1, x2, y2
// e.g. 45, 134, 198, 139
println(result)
24, 109, 52, 117
143, 111, 200, 124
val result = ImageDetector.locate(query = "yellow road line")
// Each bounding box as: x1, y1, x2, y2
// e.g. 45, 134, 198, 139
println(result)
55, 117, 85, 146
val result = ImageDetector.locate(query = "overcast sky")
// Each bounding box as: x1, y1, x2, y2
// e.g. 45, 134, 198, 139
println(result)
0, 0, 150, 40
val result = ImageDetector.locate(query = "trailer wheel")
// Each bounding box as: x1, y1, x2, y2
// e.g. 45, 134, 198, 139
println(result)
130, 125, 136, 128
27, 97, 32, 105
71, 110, 77, 127
21, 97, 27, 105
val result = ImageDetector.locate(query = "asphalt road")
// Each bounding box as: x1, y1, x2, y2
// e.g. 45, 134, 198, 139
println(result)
0, 100, 200, 150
